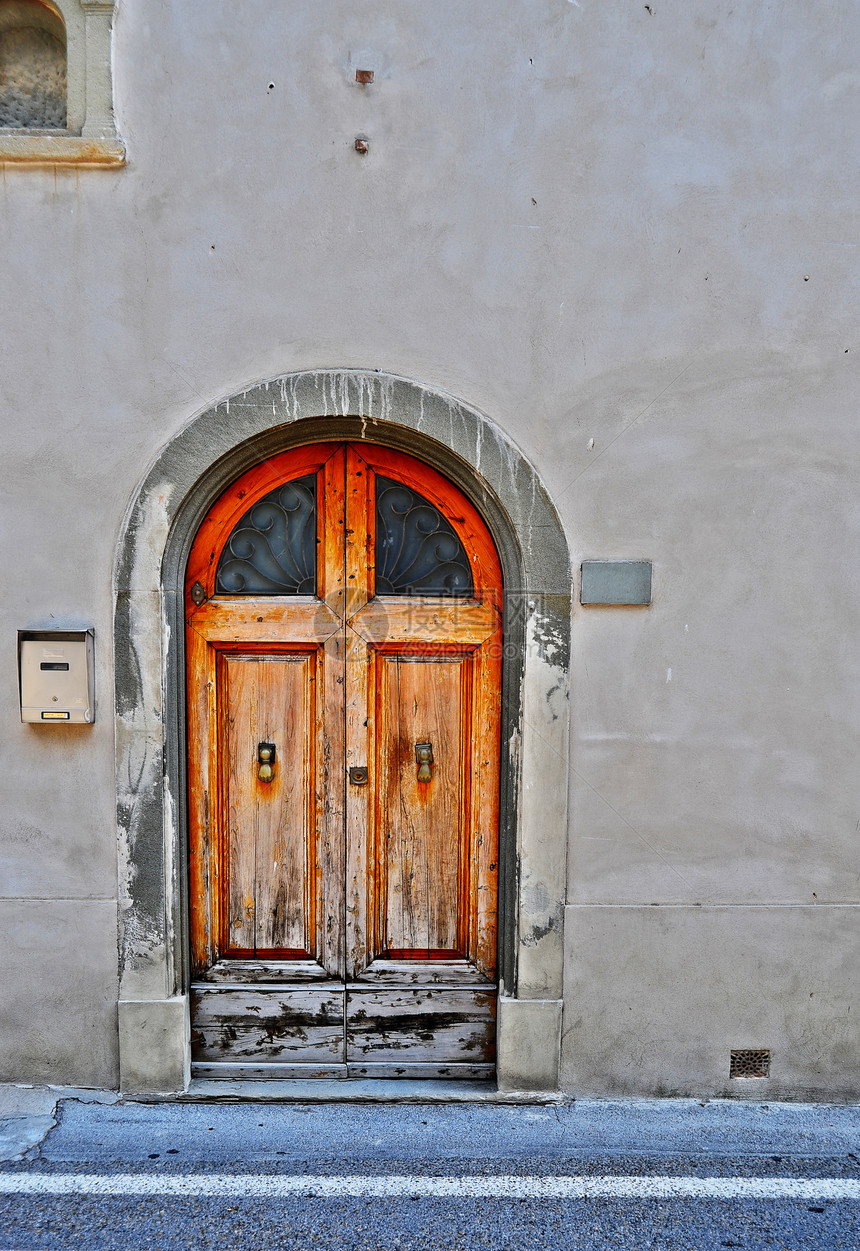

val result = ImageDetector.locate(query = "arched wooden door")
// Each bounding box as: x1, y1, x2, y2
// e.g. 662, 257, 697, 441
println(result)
186, 443, 502, 1079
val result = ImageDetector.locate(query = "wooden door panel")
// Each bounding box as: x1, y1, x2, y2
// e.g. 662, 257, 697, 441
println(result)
190, 986, 345, 1064
222, 652, 315, 957
189, 633, 338, 976
375, 652, 471, 958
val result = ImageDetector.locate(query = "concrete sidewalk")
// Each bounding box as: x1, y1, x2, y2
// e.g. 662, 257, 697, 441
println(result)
2, 1082, 858, 1165
0, 1085, 118, 1161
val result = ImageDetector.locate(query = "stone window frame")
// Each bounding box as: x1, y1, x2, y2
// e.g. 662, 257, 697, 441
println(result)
0, 0, 123, 166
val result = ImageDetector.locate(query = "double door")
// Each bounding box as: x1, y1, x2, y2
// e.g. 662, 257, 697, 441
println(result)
185, 443, 502, 1078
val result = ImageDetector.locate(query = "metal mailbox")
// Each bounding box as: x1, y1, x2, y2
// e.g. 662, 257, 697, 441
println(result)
18, 629, 95, 724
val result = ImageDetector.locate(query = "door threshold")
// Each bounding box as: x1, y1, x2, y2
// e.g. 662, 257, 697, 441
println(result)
173, 1078, 563, 1104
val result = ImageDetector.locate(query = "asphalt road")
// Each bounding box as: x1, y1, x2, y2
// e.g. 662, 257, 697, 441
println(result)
1, 1095, 858, 1249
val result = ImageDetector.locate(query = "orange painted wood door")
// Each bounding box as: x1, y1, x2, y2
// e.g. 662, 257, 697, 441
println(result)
186, 443, 502, 1079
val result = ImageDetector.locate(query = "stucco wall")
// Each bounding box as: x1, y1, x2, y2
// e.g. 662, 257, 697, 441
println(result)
1, 0, 858, 1095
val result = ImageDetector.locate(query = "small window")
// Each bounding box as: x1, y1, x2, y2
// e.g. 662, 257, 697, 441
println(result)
0, 1, 67, 129
0, 0, 123, 165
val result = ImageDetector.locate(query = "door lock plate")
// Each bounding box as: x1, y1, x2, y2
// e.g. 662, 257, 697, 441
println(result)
349, 765, 369, 785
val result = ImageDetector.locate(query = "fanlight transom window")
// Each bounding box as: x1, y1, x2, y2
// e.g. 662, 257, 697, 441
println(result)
214, 471, 474, 598
375, 476, 472, 595
215, 475, 317, 595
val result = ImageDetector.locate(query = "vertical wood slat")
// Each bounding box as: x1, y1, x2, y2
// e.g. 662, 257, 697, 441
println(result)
344, 445, 372, 979
188, 623, 218, 974
471, 645, 501, 977
224, 655, 257, 952
320, 446, 348, 979
320, 633, 346, 979
320, 445, 346, 619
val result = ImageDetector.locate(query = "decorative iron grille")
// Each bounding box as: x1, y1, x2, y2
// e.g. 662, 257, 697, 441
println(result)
375, 476, 473, 596
216, 475, 316, 594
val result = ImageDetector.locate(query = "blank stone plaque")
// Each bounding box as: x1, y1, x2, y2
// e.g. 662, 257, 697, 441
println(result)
580, 560, 652, 606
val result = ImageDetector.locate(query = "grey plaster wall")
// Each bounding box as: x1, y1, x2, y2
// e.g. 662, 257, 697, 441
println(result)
1, 0, 858, 1095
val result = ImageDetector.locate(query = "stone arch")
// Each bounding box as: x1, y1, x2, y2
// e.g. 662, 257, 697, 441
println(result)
114, 371, 571, 1094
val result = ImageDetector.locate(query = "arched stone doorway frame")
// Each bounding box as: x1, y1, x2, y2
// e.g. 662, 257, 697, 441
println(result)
114, 371, 570, 1094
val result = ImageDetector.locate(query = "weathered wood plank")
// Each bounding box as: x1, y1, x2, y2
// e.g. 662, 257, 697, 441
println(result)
223, 655, 258, 952
192, 1063, 349, 1080
471, 646, 502, 978
191, 599, 340, 644
191, 1026, 344, 1065
191, 987, 345, 1064
345, 446, 373, 618
320, 445, 347, 618
320, 634, 346, 979
344, 626, 371, 980
192, 1061, 493, 1080
350, 960, 494, 987
318, 447, 348, 982
349, 599, 498, 646
346, 987, 496, 1064
191, 986, 345, 1023
344, 445, 372, 980
187, 624, 218, 974
192, 959, 330, 984
346, 1062, 496, 1080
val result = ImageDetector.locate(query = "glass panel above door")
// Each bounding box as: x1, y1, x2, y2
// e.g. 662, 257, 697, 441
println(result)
375, 476, 473, 596
215, 474, 317, 594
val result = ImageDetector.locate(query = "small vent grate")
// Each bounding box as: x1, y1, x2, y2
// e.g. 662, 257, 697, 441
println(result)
730, 1049, 771, 1078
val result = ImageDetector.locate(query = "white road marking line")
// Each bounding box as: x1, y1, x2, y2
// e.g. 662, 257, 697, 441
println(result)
0, 1175, 858, 1200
